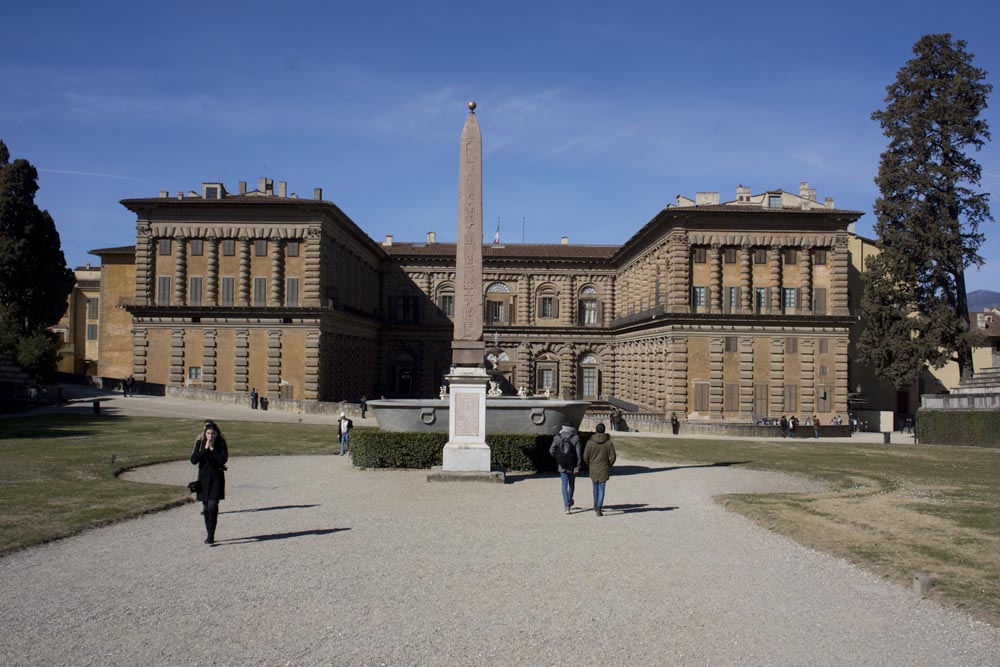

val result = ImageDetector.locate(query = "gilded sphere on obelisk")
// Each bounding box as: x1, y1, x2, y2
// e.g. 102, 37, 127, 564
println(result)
468, 101, 477, 112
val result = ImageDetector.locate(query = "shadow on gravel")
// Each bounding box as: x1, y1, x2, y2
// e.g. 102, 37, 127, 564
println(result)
221, 504, 320, 514
215, 528, 349, 545
601, 504, 678, 515
613, 461, 751, 476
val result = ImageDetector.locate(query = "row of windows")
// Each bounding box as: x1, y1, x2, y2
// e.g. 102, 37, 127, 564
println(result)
692, 247, 828, 265
721, 335, 831, 357
692, 383, 834, 413
158, 239, 301, 257
691, 286, 828, 314
155, 276, 300, 307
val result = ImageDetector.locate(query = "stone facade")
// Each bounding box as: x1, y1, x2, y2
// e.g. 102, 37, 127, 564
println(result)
84, 179, 872, 421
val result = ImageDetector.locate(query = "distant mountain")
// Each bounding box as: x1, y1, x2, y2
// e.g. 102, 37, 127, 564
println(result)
968, 290, 1000, 311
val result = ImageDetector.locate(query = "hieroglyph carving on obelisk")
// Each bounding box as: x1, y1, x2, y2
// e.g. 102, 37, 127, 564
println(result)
452, 101, 485, 366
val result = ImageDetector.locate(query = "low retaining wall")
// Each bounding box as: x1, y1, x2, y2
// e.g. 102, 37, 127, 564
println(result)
581, 411, 851, 438
165, 386, 364, 419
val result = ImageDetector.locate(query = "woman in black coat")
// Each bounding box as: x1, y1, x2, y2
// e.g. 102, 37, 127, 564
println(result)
191, 420, 228, 544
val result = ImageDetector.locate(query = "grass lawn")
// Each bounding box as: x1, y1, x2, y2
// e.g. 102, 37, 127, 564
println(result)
0, 413, 337, 555
3, 413, 999, 626
615, 435, 1000, 626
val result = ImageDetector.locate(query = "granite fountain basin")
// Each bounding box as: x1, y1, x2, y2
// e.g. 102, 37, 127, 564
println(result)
368, 398, 589, 435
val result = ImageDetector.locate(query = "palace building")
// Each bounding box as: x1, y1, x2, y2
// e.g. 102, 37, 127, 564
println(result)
83, 177, 869, 422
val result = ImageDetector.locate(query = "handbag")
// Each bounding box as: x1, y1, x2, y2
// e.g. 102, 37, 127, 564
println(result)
187, 480, 202, 494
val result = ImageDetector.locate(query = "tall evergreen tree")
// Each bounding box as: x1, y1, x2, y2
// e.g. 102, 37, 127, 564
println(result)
0, 139, 76, 379
859, 34, 993, 387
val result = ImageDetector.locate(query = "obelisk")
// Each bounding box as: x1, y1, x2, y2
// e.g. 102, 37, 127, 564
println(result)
441, 101, 493, 475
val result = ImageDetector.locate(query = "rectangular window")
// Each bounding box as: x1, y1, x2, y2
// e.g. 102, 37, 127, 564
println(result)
395, 296, 417, 323
190, 239, 204, 256
540, 296, 556, 318
539, 368, 555, 391
723, 248, 737, 264
253, 277, 268, 306
286, 241, 300, 257
158, 239, 172, 255
783, 287, 797, 311
724, 384, 739, 412
221, 239, 236, 256
188, 367, 202, 380
220, 277, 235, 306
156, 276, 171, 306
754, 383, 769, 417
817, 384, 832, 413
784, 248, 798, 265
783, 384, 798, 412
819, 338, 829, 354
285, 277, 300, 307
753, 248, 768, 265
487, 300, 505, 324
786, 337, 798, 353
755, 287, 767, 313
581, 300, 598, 325
693, 247, 707, 263
814, 249, 827, 265
254, 239, 268, 257
581, 367, 597, 399
694, 382, 710, 412
189, 276, 203, 306
768, 195, 782, 208
87, 298, 99, 319
725, 336, 738, 353
692, 286, 706, 308
819, 365, 829, 376
86, 323, 98, 340
813, 287, 827, 314
725, 286, 739, 313
440, 294, 454, 317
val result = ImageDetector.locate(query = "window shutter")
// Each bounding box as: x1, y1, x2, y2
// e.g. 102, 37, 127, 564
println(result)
796, 288, 801, 312
536, 296, 543, 319
596, 300, 603, 325
814, 288, 827, 314
723, 289, 731, 314
734, 286, 742, 313
553, 296, 559, 318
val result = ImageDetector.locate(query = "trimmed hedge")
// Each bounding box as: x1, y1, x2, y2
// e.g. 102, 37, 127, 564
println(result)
916, 410, 1000, 448
351, 427, 582, 472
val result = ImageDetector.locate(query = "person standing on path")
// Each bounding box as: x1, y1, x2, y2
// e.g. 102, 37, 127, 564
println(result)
813, 415, 820, 439
582, 422, 616, 517
249, 388, 258, 409
190, 420, 228, 545
338, 412, 353, 455
549, 422, 582, 514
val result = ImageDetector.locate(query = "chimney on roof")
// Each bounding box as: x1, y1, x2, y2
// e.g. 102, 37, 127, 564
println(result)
824, 196, 835, 209
258, 177, 266, 193
239, 181, 247, 195
736, 184, 751, 202
383, 234, 393, 247
177, 191, 184, 199
313, 188, 322, 200
159, 191, 168, 198
800, 181, 817, 202
278, 181, 287, 197
695, 192, 720, 206
427, 231, 436, 244
561, 236, 569, 245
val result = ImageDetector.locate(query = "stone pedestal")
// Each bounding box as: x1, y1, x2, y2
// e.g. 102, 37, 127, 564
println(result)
442, 366, 491, 472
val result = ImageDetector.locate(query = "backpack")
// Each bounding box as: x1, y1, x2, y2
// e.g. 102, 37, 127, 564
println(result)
554, 433, 578, 469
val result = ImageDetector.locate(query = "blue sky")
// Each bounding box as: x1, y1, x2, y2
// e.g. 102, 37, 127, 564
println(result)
3, 0, 999, 291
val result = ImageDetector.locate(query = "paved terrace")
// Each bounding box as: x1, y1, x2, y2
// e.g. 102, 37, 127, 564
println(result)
1, 388, 996, 666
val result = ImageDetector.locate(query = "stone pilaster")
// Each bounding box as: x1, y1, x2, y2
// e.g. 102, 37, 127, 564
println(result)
709, 336, 724, 418
604, 345, 616, 398
517, 275, 530, 325
202, 329, 216, 390
835, 336, 850, 415
132, 327, 148, 380
304, 228, 322, 307
267, 329, 282, 395
173, 237, 187, 305
667, 232, 690, 313
770, 246, 783, 314
238, 238, 251, 307
656, 337, 668, 412
206, 237, 219, 306
800, 246, 813, 313
270, 238, 284, 307
304, 331, 321, 400
170, 329, 185, 385
769, 337, 784, 416
800, 337, 815, 415
135, 226, 154, 305
739, 336, 755, 418
234, 330, 249, 392
667, 335, 688, 414
831, 236, 850, 315
739, 245, 752, 314
709, 244, 722, 313
559, 344, 576, 399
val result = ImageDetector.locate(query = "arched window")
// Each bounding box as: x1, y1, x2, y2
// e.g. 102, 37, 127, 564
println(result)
485, 282, 513, 325
535, 352, 558, 393
578, 285, 602, 326
436, 283, 455, 318
579, 353, 599, 399
536, 283, 559, 320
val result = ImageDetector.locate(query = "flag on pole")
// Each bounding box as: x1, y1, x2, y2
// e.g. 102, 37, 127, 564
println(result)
493, 217, 500, 244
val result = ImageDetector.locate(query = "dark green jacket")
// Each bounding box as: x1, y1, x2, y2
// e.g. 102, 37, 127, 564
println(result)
583, 433, 616, 482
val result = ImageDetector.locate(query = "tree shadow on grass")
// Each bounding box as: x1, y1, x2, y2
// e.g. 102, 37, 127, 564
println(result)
613, 461, 752, 476
214, 528, 349, 545
221, 504, 319, 515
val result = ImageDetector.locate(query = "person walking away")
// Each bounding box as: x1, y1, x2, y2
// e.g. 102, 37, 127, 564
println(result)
338, 412, 353, 455
583, 423, 616, 516
789, 415, 798, 438
190, 420, 228, 545
549, 422, 582, 514
813, 415, 820, 439
779, 415, 789, 438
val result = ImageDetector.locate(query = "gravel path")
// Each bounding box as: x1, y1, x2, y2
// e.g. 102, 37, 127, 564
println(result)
2, 452, 998, 666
